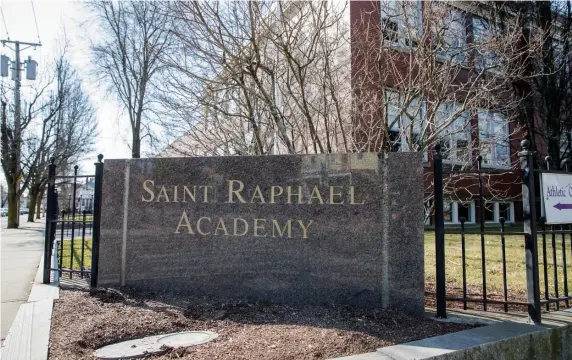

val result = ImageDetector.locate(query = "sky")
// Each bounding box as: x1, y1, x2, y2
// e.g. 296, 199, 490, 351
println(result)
1, 0, 134, 177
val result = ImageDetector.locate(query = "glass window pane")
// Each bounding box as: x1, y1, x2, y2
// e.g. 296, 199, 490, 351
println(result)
484, 202, 495, 221
444, 202, 453, 222
458, 202, 472, 222
478, 110, 490, 139
499, 203, 511, 222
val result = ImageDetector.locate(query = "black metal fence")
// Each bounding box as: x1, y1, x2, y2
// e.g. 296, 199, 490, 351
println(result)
42, 155, 104, 288
433, 140, 572, 324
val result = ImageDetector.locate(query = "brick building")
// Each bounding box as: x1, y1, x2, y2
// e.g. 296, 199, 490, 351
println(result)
350, 1, 570, 225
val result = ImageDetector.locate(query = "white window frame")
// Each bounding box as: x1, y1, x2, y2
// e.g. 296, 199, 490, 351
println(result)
380, 0, 421, 50
478, 109, 511, 169
443, 200, 476, 224
483, 201, 515, 223
472, 15, 502, 72
436, 102, 472, 165
435, 6, 468, 64
385, 89, 428, 161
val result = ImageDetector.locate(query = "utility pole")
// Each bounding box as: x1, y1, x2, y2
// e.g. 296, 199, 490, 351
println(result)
1, 39, 41, 227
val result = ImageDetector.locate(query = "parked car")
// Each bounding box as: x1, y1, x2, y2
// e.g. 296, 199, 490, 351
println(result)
0, 208, 7, 217
20, 208, 29, 215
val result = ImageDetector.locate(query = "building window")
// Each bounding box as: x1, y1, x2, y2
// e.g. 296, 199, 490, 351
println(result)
478, 110, 510, 169
472, 16, 500, 71
498, 202, 512, 222
380, 0, 420, 48
385, 89, 426, 155
383, 19, 399, 43
424, 199, 433, 225
552, 36, 569, 74
444, 202, 454, 222
458, 202, 473, 222
479, 201, 514, 223
436, 102, 471, 165
484, 202, 495, 222
436, 7, 468, 63
442, 200, 475, 224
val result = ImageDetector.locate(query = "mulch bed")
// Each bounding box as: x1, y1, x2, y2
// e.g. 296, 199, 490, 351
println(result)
49, 288, 477, 360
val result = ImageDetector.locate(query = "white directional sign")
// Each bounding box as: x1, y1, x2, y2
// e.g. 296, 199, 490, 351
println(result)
540, 173, 572, 224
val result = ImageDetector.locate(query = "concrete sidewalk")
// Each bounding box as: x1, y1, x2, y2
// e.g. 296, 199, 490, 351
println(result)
0, 216, 46, 344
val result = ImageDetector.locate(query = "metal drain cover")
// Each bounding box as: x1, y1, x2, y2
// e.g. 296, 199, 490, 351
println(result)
157, 331, 218, 347
95, 331, 218, 359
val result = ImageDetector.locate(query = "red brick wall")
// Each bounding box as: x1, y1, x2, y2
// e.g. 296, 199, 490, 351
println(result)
350, 0, 527, 221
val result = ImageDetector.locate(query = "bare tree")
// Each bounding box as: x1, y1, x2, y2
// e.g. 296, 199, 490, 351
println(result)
87, 0, 173, 158
1, 43, 96, 228
159, 1, 537, 162
26, 57, 97, 222
1, 55, 64, 228
155, 1, 550, 227
159, 1, 351, 156
494, 1, 572, 168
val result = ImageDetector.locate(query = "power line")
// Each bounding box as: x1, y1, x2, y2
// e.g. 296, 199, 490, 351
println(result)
30, 0, 41, 44
0, 8, 9, 40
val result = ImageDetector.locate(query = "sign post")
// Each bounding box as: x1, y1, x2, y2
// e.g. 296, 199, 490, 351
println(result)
540, 173, 572, 225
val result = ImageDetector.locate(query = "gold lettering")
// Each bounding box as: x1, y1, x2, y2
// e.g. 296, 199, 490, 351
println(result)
297, 220, 314, 239
250, 185, 266, 203
183, 186, 196, 203
287, 185, 304, 204
172, 185, 179, 202
233, 217, 248, 236
272, 219, 292, 238
156, 186, 170, 202
349, 186, 365, 205
308, 185, 324, 204
270, 186, 283, 204
253, 218, 267, 237
329, 185, 344, 205
199, 185, 213, 203
214, 218, 229, 236
174, 211, 194, 234
228, 180, 247, 203
142, 180, 155, 202
197, 217, 211, 235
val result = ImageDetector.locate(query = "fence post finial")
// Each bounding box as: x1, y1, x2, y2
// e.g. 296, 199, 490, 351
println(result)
97, 154, 104, 163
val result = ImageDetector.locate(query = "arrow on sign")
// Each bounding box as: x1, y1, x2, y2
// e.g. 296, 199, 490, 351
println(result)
553, 203, 572, 210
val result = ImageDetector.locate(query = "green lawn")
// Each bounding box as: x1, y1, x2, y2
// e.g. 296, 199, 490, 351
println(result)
425, 230, 572, 300
58, 239, 92, 271
60, 214, 94, 222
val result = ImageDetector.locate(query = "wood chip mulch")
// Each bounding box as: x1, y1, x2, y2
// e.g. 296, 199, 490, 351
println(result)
49, 288, 478, 360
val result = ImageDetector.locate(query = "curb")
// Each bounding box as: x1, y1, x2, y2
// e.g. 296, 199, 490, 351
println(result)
332, 309, 572, 360
1, 253, 59, 360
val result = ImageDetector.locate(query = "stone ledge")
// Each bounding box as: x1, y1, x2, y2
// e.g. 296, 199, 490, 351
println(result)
333, 309, 572, 360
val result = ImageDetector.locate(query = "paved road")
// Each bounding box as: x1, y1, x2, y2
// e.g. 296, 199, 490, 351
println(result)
0, 216, 45, 343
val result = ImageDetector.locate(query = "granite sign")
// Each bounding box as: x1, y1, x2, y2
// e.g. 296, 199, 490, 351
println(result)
99, 152, 424, 314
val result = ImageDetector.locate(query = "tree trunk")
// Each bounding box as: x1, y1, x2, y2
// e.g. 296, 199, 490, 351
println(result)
27, 188, 38, 222
7, 182, 19, 228
36, 187, 45, 220
132, 131, 141, 158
